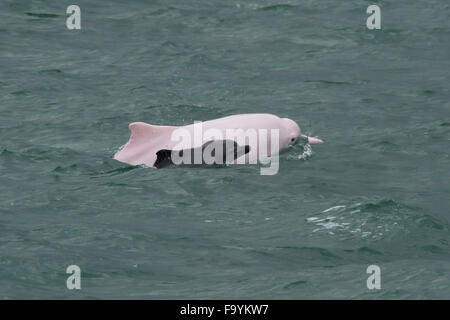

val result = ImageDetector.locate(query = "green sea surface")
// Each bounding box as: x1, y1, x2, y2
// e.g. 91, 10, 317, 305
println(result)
0, 0, 449, 299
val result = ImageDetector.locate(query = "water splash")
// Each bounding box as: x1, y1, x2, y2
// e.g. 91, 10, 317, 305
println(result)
287, 143, 314, 160
298, 143, 313, 160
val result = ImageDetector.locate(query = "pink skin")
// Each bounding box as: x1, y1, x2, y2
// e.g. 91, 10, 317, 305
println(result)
114, 113, 323, 167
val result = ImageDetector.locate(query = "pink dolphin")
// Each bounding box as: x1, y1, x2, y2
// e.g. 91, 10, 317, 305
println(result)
113, 113, 323, 167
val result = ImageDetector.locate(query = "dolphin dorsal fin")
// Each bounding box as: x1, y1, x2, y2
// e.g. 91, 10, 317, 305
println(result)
113, 122, 177, 166
128, 122, 176, 144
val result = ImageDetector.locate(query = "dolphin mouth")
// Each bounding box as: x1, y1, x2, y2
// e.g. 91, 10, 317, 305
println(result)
301, 134, 324, 145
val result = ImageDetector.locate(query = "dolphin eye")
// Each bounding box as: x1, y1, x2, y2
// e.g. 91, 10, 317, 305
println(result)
291, 138, 295, 142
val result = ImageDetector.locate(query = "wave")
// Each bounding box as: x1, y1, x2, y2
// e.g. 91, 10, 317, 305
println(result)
306, 199, 449, 248
25, 12, 60, 19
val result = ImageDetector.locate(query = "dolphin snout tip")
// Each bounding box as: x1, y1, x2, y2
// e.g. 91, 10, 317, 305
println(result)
308, 136, 324, 144
301, 135, 324, 144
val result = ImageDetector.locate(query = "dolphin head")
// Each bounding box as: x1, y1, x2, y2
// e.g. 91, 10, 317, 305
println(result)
282, 117, 324, 146
282, 118, 301, 146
